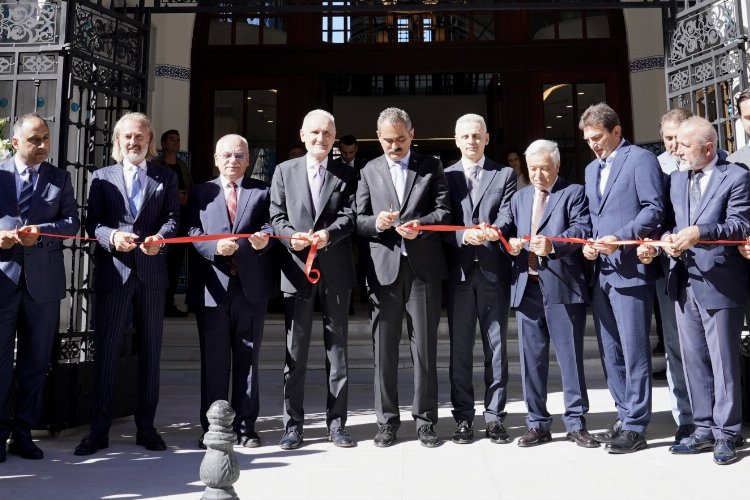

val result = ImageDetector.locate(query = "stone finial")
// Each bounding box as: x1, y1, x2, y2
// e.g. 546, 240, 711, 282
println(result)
200, 400, 240, 500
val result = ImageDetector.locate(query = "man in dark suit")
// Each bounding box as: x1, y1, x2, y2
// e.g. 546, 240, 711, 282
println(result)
336, 134, 367, 173
270, 110, 357, 449
187, 134, 275, 449
640, 116, 750, 465
580, 103, 665, 453
75, 112, 179, 456
504, 139, 598, 449
444, 114, 515, 444
356, 107, 450, 448
0, 114, 79, 462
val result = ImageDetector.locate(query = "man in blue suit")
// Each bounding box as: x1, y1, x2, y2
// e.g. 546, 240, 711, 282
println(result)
0, 114, 79, 462
504, 139, 598, 448
444, 113, 515, 444
75, 112, 179, 456
187, 134, 275, 449
640, 116, 750, 465
580, 103, 665, 453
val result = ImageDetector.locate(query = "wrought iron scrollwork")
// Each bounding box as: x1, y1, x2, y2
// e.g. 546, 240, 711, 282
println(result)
669, 0, 738, 64
0, 1, 59, 45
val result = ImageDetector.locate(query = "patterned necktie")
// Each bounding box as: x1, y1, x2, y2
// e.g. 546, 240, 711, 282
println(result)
128, 167, 143, 217
311, 164, 325, 216
689, 170, 704, 221
469, 164, 481, 204
528, 190, 548, 272
227, 182, 238, 274
18, 167, 36, 223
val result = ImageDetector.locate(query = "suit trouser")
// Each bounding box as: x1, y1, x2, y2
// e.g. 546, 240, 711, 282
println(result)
654, 272, 693, 426
282, 277, 350, 432
446, 263, 509, 423
676, 286, 743, 441
0, 276, 59, 441
196, 277, 267, 435
90, 275, 165, 436
591, 279, 653, 433
516, 280, 589, 432
370, 258, 441, 430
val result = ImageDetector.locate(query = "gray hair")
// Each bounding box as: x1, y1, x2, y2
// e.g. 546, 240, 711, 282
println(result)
302, 109, 336, 129
681, 116, 718, 147
455, 113, 487, 134
524, 139, 560, 166
377, 107, 412, 131
578, 102, 621, 132
660, 108, 693, 132
215, 134, 249, 153
13, 113, 48, 137
111, 112, 157, 163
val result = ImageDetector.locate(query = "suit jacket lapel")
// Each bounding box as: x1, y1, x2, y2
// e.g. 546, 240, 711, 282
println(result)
294, 159, 316, 222
375, 156, 400, 210
27, 162, 52, 221
315, 163, 338, 224
112, 164, 133, 220
235, 177, 255, 231
400, 155, 418, 211
600, 146, 628, 208
675, 171, 689, 227
537, 179, 564, 234
139, 162, 165, 217
210, 178, 232, 231
585, 163, 601, 215
520, 188, 533, 237
473, 167, 495, 211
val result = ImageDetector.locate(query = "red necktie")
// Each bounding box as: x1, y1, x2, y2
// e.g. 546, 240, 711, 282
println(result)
228, 182, 238, 274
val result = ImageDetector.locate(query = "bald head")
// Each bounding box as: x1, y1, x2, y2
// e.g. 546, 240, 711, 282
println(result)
676, 116, 717, 171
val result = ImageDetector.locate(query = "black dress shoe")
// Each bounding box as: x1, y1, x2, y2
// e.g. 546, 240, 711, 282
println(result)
517, 427, 552, 447
328, 428, 356, 448
373, 424, 396, 448
652, 369, 667, 380
606, 430, 647, 454
567, 429, 600, 448
674, 424, 696, 444
417, 424, 440, 448
136, 430, 167, 451
74, 434, 109, 456
669, 434, 714, 454
593, 418, 622, 444
238, 431, 261, 448
713, 439, 738, 465
486, 421, 511, 444
279, 430, 303, 450
8, 438, 43, 460
452, 420, 473, 444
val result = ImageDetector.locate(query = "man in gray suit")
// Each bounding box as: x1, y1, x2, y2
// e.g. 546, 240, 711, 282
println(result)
444, 114, 515, 444
356, 107, 450, 448
0, 114, 79, 462
75, 112, 179, 456
640, 116, 750, 465
270, 110, 357, 450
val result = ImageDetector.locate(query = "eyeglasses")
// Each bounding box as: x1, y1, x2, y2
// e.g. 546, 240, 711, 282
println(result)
217, 152, 246, 160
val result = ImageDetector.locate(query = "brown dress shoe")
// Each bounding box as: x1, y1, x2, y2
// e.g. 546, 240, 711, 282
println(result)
517, 427, 552, 447
567, 429, 600, 448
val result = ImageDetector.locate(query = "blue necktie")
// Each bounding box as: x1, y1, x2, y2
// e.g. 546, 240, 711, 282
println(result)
129, 167, 143, 217
689, 170, 704, 221
18, 167, 36, 223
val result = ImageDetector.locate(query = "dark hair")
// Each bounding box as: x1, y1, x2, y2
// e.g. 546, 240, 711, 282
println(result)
339, 134, 357, 146
160, 129, 179, 145
737, 88, 750, 110
13, 113, 48, 136
578, 103, 621, 132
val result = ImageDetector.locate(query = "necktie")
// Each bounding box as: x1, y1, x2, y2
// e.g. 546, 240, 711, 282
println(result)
689, 170, 704, 221
227, 182, 238, 275
18, 167, 36, 223
598, 160, 607, 198
528, 190, 548, 273
311, 164, 325, 216
393, 160, 406, 205
128, 167, 143, 217
469, 164, 481, 205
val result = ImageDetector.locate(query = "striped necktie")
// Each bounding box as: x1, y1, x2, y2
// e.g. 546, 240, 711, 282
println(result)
227, 182, 238, 274
18, 167, 36, 223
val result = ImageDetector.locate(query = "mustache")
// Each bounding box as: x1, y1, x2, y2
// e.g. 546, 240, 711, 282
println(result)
388, 147, 403, 154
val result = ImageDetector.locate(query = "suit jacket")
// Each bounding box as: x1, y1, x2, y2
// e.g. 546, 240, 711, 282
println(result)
269, 156, 357, 294
665, 160, 750, 309
186, 176, 275, 307
508, 178, 591, 307
356, 151, 451, 288
0, 158, 80, 302
86, 161, 179, 290
584, 140, 665, 288
727, 145, 750, 171
444, 158, 515, 283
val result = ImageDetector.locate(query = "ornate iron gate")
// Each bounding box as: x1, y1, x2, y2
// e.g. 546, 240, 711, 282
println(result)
664, 0, 748, 152
1, 0, 149, 429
